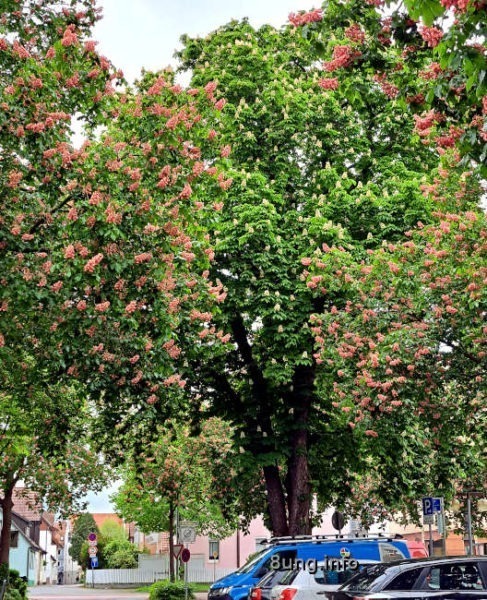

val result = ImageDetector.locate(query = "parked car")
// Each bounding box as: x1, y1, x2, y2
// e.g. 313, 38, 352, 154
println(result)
325, 555, 487, 599
209, 536, 427, 600
270, 560, 379, 600
250, 569, 294, 600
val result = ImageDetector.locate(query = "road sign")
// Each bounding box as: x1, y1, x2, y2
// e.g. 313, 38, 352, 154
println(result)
423, 497, 442, 516
331, 511, 345, 531
179, 526, 196, 544
181, 548, 191, 563
423, 514, 435, 525
90, 556, 99, 568
88, 532, 97, 542
173, 543, 183, 559
88, 546, 98, 557
88, 539, 97, 547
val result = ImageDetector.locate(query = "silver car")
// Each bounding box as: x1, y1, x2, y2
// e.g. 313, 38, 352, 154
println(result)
270, 560, 379, 600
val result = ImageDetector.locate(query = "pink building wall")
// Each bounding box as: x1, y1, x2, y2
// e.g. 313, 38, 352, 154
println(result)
187, 510, 339, 571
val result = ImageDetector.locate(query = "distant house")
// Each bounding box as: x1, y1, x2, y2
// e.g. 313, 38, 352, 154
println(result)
0, 507, 43, 585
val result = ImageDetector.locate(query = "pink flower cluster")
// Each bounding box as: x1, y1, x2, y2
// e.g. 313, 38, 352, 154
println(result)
323, 45, 361, 72
61, 25, 78, 47
440, 0, 471, 11
318, 77, 339, 90
344, 24, 365, 44
83, 253, 104, 273
373, 73, 399, 98
288, 8, 323, 26
419, 26, 444, 48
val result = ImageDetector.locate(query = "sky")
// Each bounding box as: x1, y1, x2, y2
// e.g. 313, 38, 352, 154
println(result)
92, 0, 319, 83
83, 0, 318, 513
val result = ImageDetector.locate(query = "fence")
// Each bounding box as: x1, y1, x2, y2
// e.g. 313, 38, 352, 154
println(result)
85, 565, 236, 587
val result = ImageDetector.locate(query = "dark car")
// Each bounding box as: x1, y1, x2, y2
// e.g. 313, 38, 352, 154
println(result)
326, 555, 487, 599
249, 569, 292, 600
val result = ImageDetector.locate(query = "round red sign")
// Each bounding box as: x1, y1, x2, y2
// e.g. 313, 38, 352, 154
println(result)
181, 548, 191, 563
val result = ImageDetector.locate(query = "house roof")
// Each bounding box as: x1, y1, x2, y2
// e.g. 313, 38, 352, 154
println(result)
1, 507, 45, 554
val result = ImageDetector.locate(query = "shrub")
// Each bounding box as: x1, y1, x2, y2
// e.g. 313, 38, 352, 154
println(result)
4, 589, 23, 600
149, 579, 195, 600
5, 570, 27, 600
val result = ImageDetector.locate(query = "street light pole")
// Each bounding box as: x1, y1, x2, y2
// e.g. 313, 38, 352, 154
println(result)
466, 494, 474, 556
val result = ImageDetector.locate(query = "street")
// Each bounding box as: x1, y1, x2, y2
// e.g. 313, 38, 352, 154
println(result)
28, 584, 149, 599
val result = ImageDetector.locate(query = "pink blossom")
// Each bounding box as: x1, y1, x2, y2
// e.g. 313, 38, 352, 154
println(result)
323, 45, 361, 72
318, 77, 339, 90
220, 145, 231, 158
51, 281, 63, 292
83, 253, 104, 273
134, 252, 152, 264
365, 429, 379, 437
61, 26, 78, 47
76, 300, 87, 311
288, 8, 323, 26
95, 301, 110, 312
419, 26, 444, 48
344, 24, 365, 44
125, 300, 138, 314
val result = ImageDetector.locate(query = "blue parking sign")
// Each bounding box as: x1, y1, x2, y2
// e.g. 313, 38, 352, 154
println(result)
91, 557, 98, 568
422, 497, 434, 515
423, 497, 442, 515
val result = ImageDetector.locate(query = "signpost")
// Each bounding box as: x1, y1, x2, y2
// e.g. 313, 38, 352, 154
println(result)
87, 532, 97, 588
173, 543, 184, 559
422, 497, 443, 556
181, 548, 191, 600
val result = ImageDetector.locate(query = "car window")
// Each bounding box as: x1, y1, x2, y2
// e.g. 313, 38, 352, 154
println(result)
278, 569, 299, 586
314, 562, 375, 586
424, 563, 485, 591
341, 563, 392, 592
259, 569, 287, 587
384, 567, 424, 590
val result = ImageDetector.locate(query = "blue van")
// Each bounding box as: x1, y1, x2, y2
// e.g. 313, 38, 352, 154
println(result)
208, 536, 427, 600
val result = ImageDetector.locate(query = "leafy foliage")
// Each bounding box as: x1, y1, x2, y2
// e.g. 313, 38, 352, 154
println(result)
69, 513, 98, 566
149, 580, 195, 600
174, 11, 449, 533
113, 418, 240, 539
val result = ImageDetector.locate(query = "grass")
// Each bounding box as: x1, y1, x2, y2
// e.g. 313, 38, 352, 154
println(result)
137, 582, 210, 593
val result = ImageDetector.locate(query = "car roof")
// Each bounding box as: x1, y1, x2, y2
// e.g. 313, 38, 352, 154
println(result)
376, 555, 487, 569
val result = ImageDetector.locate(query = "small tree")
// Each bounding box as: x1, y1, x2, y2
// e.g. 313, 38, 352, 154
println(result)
69, 513, 98, 567
113, 417, 240, 580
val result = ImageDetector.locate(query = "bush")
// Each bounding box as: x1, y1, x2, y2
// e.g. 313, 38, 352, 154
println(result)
149, 580, 195, 600
5, 570, 27, 600
4, 589, 23, 600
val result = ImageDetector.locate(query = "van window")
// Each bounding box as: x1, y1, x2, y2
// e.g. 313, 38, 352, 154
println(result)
263, 550, 297, 573
238, 549, 269, 574
379, 543, 406, 562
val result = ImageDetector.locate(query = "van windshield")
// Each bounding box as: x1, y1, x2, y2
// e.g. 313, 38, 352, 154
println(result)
236, 549, 269, 574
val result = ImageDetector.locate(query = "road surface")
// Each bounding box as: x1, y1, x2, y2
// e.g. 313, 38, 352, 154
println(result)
28, 584, 149, 599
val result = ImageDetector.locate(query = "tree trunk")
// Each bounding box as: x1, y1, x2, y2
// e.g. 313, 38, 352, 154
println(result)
263, 465, 289, 537
286, 365, 314, 535
168, 502, 175, 582
0, 483, 14, 567
287, 424, 312, 535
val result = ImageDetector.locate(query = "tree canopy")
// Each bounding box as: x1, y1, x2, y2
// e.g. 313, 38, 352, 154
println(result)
1, 0, 485, 550
171, 9, 482, 534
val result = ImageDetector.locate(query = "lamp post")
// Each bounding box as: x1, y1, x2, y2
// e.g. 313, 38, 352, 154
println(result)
452, 491, 487, 556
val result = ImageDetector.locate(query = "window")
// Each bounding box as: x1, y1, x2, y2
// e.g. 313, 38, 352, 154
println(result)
426, 563, 485, 591
10, 531, 19, 548
384, 567, 424, 590
255, 537, 267, 551
209, 540, 220, 561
